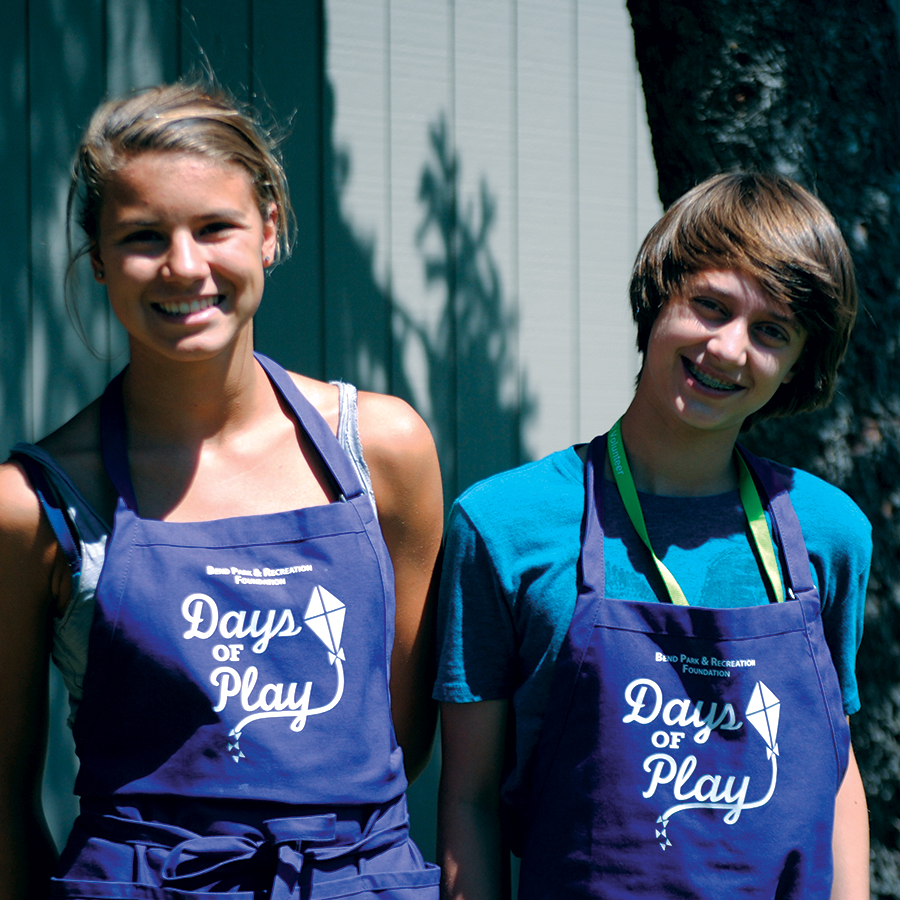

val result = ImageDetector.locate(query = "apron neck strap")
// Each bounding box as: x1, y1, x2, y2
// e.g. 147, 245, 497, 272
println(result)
100, 368, 138, 510
607, 419, 784, 606
100, 355, 366, 514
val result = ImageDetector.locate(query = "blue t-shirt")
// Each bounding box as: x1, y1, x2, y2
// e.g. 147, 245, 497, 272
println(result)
434, 445, 871, 796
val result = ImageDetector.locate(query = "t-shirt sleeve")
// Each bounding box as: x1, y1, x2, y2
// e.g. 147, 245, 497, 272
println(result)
434, 499, 518, 703
787, 467, 872, 716
815, 510, 871, 717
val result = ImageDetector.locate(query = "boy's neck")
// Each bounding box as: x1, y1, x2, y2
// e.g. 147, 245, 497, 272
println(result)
616, 403, 741, 497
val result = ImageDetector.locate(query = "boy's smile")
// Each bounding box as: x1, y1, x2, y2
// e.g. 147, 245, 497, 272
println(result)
636, 268, 806, 437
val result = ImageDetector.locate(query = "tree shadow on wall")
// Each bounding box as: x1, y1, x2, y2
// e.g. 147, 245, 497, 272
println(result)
311, 84, 533, 505
399, 115, 534, 500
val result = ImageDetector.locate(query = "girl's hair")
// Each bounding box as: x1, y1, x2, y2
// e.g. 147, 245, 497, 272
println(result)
69, 79, 293, 261
630, 172, 858, 423
66, 79, 294, 350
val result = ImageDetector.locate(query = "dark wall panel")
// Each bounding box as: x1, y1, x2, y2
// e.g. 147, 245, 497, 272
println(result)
29, 0, 108, 441
0, 1, 31, 448
180, 0, 252, 94
252, 1, 326, 378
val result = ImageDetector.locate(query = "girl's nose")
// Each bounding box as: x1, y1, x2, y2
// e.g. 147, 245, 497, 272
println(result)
162, 231, 207, 281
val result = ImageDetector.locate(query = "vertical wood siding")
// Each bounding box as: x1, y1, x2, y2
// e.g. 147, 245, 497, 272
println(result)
4, 0, 659, 860
326, 0, 660, 496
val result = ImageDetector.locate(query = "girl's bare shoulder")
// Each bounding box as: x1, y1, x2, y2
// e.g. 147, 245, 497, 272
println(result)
356, 390, 436, 472
34, 398, 116, 521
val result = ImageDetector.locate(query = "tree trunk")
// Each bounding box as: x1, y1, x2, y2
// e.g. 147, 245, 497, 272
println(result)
628, 0, 900, 893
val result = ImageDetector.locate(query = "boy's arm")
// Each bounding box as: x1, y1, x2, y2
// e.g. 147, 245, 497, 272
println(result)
438, 699, 511, 900
831, 738, 869, 900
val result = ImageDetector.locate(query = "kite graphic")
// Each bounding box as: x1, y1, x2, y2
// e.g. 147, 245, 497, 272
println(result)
746, 681, 780, 760
653, 680, 780, 848
304, 586, 346, 664
225, 585, 348, 758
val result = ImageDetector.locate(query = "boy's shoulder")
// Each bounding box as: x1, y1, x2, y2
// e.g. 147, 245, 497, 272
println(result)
455, 447, 582, 512
450, 447, 585, 544
763, 457, 872, 548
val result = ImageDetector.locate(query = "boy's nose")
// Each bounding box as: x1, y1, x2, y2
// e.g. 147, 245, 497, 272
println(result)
708, 319, 749, 366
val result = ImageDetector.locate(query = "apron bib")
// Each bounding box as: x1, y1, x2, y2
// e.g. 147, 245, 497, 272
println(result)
509, 434, 850, 900
51, 354, 439, 899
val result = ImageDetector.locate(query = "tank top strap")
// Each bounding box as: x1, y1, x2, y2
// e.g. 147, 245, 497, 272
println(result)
9, 444, 83, 576
334, 381, 377, 511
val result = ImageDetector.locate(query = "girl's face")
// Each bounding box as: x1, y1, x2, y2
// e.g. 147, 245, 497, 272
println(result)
91, 151, 277, 364
636, 268, 807, 437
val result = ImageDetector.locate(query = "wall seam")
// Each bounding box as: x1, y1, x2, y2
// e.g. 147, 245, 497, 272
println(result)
25, 0, 34, 441
572, 0, 580, 440
511, 0, 521, 465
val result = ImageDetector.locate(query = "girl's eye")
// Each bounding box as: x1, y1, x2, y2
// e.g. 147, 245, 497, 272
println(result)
201, 221, 235, 236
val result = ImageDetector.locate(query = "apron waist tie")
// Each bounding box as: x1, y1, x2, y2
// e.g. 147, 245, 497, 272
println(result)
79, 809, 407, 898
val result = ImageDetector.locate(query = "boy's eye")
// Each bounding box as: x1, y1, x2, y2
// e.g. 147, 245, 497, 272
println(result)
123, 229, 161, 243
693, 296, 724, 315
757, 323, 790, 343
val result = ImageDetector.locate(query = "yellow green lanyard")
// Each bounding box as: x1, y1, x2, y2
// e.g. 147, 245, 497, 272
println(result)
607, 419, 784, 606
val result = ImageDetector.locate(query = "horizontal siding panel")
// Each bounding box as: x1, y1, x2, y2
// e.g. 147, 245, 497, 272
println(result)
108, 0, 179, 95
29, 0, 109, 442
179, 0, 251, 95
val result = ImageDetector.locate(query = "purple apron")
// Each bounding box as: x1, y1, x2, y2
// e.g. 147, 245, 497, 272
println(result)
507, 436, 850, 899
36, 354, 439, 899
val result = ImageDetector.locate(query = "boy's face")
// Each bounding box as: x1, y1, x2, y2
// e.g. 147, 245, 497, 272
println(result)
637, 269, 806, 437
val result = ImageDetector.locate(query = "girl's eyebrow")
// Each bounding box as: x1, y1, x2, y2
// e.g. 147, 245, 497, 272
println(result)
117, 208, 246, 223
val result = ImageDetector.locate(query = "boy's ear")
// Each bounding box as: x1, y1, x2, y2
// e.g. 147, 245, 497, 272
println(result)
782, 348, 808, 385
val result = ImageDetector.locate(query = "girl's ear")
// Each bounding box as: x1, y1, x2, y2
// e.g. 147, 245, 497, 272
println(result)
89, 244, 105, 282
262, 204, 278, 266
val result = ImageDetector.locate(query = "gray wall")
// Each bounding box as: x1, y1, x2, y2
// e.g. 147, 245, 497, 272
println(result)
3, 0, 660, 863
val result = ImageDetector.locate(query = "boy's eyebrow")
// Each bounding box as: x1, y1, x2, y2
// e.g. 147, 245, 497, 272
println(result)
689, 281, 803, 330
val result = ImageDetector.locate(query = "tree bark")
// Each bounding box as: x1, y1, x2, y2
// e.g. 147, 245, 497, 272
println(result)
628, 0, 900, 893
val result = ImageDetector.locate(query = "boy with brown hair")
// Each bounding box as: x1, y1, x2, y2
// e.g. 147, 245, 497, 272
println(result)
436, 173, 869, 899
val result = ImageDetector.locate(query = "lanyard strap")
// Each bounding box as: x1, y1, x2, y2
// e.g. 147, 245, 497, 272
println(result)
607, 419, 784, 606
